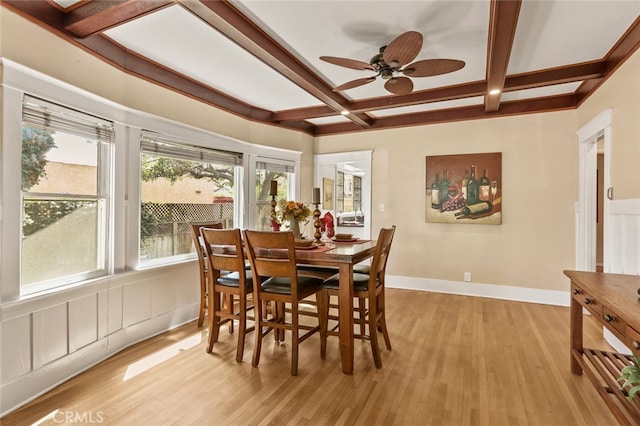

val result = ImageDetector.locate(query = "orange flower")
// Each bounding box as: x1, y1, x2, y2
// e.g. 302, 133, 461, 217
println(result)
277, 199, 311, 223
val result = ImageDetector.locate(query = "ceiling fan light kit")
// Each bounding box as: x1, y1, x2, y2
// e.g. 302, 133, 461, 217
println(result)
321, 30, 465, 96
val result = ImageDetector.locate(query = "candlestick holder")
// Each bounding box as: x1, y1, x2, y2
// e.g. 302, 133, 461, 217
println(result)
270, 194, 278, 229
313, 202, 324, 245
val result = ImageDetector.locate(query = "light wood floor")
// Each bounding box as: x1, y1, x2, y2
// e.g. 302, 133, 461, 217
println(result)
2, 289, 619, 425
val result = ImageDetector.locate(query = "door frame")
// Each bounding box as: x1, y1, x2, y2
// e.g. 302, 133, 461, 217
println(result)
313, 150, 372, 240
576, 109, 612, 271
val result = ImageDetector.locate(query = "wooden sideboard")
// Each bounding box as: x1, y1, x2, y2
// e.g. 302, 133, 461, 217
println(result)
565, 270, 640, 425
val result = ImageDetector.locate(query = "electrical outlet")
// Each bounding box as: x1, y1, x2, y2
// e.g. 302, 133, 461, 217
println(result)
464, 272, 471, 282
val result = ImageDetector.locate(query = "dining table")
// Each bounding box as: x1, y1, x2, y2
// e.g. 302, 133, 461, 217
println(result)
294, 239, 377, 374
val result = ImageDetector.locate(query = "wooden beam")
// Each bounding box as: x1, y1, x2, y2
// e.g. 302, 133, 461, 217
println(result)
504, 61, 606, 92
275, 59, 603, 122
64, 0, 174, 38
314, 94, 576, 136
576, 15, 640, 105
180, 0, 373, 128
3, 0, 635, 136
485, 0, 521, 112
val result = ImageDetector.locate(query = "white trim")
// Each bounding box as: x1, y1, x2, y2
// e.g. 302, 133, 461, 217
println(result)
577, 109, 612, 142
386, 275, 570, 307
314, 151, 373, 239
610, 198, 640, 214
575, 109, 612, 272
1, 86, 24, 303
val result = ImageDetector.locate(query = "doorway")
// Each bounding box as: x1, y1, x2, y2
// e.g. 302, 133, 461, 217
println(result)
314, 150, 372, 240
576, 109, 612, 272
596, 147, 604, 272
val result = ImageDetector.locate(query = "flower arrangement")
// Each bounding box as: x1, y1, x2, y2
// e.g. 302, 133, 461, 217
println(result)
277, 199, 311, 223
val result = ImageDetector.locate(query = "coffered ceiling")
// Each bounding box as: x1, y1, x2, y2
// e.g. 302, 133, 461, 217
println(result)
4, 0, 640, 136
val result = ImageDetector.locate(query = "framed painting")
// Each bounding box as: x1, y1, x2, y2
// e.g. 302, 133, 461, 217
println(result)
425, 152, 502, 224
323, 177, 334, 210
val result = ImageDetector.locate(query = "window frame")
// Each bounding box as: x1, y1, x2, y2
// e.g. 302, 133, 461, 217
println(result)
0, 60, 302, 302
137, 133, 243, 266
1, 64, 127, 302
252, 157, 297, 231
19, 96, 114, 295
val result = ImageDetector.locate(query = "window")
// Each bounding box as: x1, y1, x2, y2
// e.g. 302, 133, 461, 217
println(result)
139, 134, 242, 263
336, 171, 364, 227
21, 95, 113, 294
255, 160, 294, 231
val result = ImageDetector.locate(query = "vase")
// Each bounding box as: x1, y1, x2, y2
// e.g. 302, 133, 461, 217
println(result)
288, 219, 302, 239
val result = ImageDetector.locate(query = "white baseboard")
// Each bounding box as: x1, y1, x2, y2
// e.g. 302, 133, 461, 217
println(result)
386, 275, 570, 307
603, 328, 632, 355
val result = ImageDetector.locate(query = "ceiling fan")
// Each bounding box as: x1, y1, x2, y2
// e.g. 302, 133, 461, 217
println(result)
320, 31, 465, 96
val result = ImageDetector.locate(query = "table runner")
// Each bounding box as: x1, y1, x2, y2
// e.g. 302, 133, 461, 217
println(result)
330, 239, 370, 245
294, 245, 333, 253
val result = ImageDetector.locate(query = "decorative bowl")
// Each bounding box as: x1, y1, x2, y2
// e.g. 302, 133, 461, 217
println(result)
334, 233, 353, 240
294, 238, 314, 247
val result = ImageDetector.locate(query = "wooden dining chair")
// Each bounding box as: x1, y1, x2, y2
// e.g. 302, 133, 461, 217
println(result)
189, 222, 223, 327
200, 227, 255, 362
243, 230, 327, 376
320, 225, 396, 368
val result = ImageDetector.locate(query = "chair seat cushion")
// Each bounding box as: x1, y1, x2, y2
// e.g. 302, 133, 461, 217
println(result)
261, 275, 323, 295
353, 264, 371, 274
217, 270, 252, 289
322, 272, 373, 292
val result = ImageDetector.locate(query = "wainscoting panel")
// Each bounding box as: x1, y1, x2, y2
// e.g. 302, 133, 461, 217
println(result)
608, 198, 640, 275
152, 274, 178, 317
32, 303, 68, 368
68, 293, 99, 353
107, 283, 123, 335
1, 261, 200, 416
0, 314, 31, 383
98, 289, 108, 339
122, 278, 152, 328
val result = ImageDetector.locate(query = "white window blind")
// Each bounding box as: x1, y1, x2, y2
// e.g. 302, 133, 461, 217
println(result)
256, 160, 295, 173
141, 132, 242, 166
22, 95, 114, 142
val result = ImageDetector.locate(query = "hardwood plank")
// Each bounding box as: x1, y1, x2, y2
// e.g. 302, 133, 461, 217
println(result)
1, 289, 618, 425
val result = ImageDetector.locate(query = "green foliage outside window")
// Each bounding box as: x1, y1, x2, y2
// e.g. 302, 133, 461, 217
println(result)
141, 156, 234, 187
21, 127, 56, 191
23, 200, 95, 237
140, 202, 164, 238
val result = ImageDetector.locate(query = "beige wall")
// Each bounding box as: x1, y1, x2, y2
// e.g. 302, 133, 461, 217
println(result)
3, 8, 640, 293
577, 48, 640, 200
316, 111, 578, 291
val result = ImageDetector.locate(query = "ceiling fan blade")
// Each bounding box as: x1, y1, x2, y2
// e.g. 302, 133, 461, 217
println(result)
384, 77, 413, 95
333, 77, 377, 92
383, 31, 423, 67
402, 59, 466, 77
320, 56, 375, 71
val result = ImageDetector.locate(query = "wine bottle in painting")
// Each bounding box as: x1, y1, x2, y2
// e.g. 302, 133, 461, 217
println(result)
479, 169, 490, 201
439, 169, 449, 206
466, 165, 479, 205
431, 172, 441, 209
455, 201, 493, 218
461, 169, 469, 200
